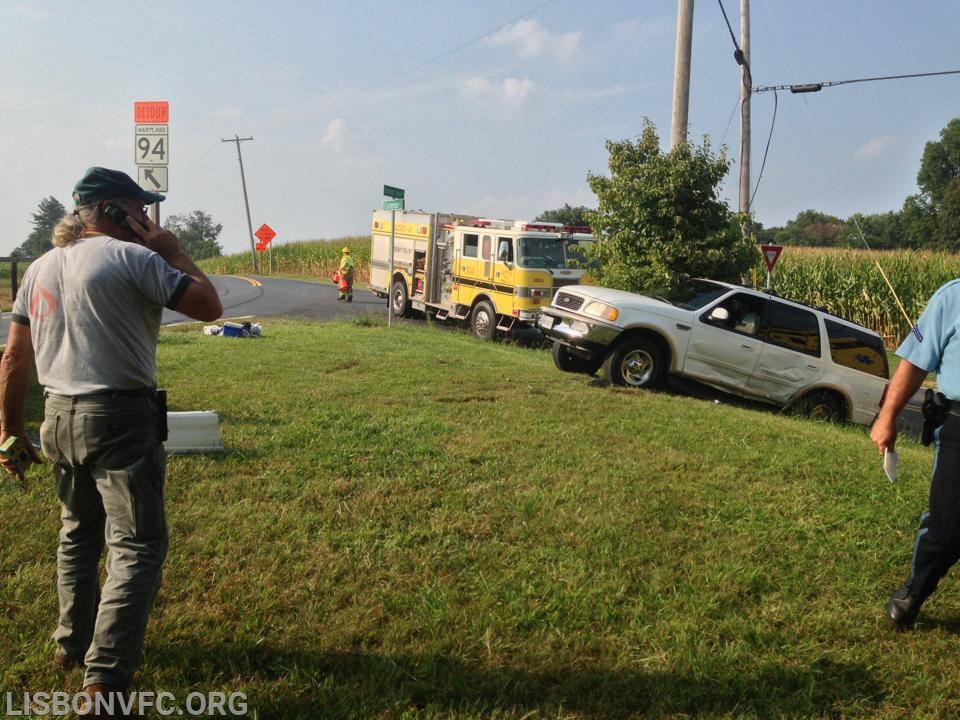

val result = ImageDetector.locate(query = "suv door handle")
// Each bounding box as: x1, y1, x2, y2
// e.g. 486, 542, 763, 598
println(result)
741, 344, 754, 350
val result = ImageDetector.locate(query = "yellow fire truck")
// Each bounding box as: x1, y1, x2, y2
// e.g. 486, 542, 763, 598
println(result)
370, 209, 592, 339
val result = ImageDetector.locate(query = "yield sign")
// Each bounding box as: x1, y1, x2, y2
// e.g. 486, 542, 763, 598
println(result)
760, 244, 783, 273
255, 223, 276, 245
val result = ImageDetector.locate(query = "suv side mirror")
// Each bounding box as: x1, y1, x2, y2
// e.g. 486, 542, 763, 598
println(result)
708, 307, 730, 323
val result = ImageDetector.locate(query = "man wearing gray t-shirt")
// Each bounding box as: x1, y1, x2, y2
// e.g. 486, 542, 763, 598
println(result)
0, 167, 222, 711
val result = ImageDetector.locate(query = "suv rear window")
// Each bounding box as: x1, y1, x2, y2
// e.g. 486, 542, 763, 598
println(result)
760, 302, 821, 357
824, 318, 889, 379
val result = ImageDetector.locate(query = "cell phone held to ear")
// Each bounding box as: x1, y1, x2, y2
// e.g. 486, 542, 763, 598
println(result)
104, 203, 143, 242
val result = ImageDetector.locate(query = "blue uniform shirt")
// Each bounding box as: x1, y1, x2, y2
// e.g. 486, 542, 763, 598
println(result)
897, 279, 960, 400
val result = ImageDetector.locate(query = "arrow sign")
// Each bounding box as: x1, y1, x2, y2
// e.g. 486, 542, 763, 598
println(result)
760, 244, 783, 273
255, 224, 276, 245
137, 166, 168, 192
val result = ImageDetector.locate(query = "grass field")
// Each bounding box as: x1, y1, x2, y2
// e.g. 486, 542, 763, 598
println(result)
0, 315, 954, 719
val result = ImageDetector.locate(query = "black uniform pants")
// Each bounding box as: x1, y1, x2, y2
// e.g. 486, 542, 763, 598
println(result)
908, 414, 960, 603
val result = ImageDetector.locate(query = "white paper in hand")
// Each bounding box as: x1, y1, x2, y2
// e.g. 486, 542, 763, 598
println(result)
884, 449, 899, 484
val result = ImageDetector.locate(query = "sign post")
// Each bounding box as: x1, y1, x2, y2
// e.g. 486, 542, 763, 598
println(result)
134, 101, 169, 224
384, 185, 405, 327
760, 244, 783, 290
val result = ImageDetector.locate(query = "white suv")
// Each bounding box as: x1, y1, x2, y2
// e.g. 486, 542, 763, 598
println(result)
537, 279, 889, 425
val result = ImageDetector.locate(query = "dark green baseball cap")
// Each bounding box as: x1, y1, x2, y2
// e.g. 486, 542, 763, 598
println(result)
72, 166, 165, 205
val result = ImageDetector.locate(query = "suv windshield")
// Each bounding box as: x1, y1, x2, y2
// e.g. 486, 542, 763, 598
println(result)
517, 236, 567, 269
665, 280, 731, 310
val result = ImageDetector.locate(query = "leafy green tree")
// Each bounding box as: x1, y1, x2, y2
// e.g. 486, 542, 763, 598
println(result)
772, 210, 844, 246
836, 212, 904, 250
14, 196, 66, 257
900, 194, 937, 249
163, 211, 223, 260
535, 204, 593, 228
917, 118, 960, 204
901, 117, 960, 249
585, 119, 756, 293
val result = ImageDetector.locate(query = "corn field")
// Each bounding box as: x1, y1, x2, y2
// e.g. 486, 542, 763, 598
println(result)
197, 235, 371, 283
757, 247, 960, 348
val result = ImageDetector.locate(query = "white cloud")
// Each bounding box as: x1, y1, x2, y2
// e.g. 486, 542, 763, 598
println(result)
487, 19, 581, 64
854, 135, 896, 161
320, 118, 346, 151
502, 77, 534, 106
459, 76, 534, 109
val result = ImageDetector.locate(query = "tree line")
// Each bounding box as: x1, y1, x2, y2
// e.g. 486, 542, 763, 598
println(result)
13, 199, 224, 260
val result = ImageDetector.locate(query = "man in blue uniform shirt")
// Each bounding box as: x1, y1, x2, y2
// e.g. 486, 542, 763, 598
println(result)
871, 279, 960, 629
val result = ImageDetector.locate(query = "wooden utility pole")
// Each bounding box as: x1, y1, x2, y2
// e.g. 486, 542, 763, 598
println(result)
739, 0, 751, 217
221, 134, 259, 273
671, 0, 695, 149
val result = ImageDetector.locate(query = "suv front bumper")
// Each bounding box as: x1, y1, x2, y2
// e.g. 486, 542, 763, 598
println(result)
537, 309, 622, 361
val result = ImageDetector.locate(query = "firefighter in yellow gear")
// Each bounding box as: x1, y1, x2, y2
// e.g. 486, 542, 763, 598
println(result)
337, 246, 355, 301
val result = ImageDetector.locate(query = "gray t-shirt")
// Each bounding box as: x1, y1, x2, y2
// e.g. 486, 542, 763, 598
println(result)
11, 235, 190, 395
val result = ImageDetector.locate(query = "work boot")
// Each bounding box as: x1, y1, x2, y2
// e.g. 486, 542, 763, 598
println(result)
78, 684, 128, 719
887, 585, 922, 630
53, 648, 83, 670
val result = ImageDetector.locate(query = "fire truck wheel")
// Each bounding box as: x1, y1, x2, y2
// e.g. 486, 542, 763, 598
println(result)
552, 342, 600, 375
391, 279, 411, 318
471, 300, 497, 341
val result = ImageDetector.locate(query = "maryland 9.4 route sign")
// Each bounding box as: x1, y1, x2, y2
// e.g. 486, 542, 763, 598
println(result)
134, 125, 169, 166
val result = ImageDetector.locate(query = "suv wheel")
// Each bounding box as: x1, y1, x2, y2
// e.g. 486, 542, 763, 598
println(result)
799, 390, 845, 422
552, 342, 600, 375
602, 337, 666, 388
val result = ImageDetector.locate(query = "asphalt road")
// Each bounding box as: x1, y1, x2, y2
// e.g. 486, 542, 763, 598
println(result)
161, 274, 386, 326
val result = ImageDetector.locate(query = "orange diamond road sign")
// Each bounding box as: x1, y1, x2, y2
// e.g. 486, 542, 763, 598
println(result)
134, 101, 169, 124
255, 224, 276, 245
760, 244, 783, 273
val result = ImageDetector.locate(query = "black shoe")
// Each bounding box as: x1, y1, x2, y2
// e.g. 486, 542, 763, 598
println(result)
347, 296, 353, 302
887, 585, 921, 630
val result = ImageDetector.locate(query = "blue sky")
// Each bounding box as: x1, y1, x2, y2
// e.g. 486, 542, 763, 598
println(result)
2, 0, 957, 256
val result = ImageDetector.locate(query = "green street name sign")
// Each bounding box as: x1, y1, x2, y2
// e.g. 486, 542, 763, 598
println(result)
383, 198, 405, 211
383, 184, 405, 199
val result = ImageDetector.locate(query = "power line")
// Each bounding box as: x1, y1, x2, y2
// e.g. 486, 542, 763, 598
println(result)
754, 68, 960, 94
715, 0, 752, 90
750, 89, 777, 208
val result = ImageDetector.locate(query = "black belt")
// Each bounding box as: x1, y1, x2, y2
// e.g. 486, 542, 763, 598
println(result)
47, 387, 157, 399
